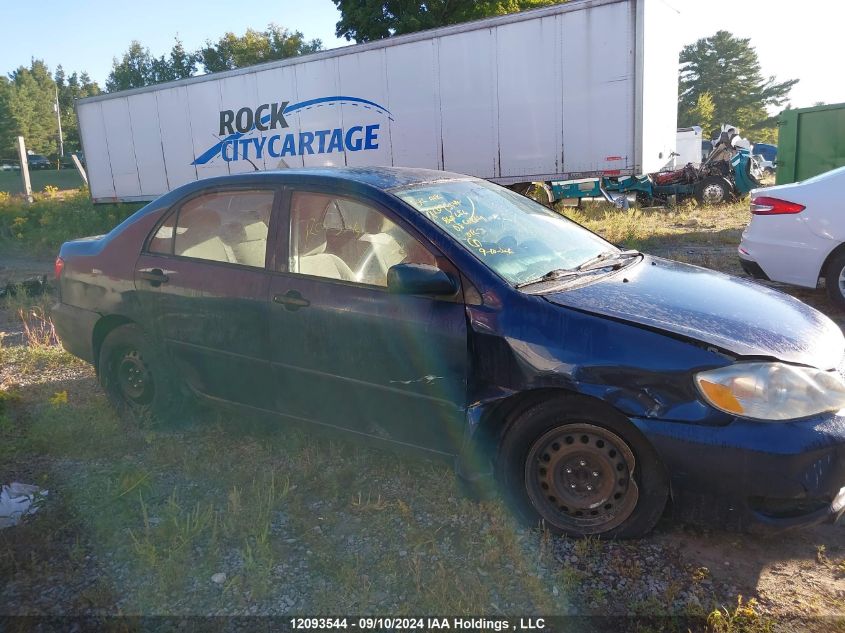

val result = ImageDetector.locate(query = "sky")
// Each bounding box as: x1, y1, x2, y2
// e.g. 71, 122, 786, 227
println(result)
0, 0, 842, 110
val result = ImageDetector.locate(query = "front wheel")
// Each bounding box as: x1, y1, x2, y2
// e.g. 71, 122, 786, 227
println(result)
498, 395, 668, 538
825, 250, 845, 310
98, 323, 188, 427
694, 176, 731, 205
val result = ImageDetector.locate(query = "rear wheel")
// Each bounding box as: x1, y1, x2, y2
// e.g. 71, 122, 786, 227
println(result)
498, 395, 668, 538
824, 250, 845, 310
98, 324, 188, 427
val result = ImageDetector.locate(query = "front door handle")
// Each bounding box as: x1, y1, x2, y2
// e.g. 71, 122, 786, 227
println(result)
274, 290, 310, 311
139, 268, 169, 286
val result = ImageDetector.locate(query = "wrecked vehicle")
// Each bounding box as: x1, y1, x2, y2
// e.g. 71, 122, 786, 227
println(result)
52, 168, 845, 537
553, 129, 762, 206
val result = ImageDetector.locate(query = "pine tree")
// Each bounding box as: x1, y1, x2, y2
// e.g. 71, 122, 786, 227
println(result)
678, 31, 797, 139
55, 66, 101, 153
2, 60, 58, 156
106, 41, 156, 91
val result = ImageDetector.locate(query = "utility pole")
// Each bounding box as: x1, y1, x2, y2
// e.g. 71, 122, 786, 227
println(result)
54, 86, 64, 162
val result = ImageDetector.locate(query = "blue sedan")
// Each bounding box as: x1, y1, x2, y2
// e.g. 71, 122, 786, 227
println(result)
52, 168, 845, 537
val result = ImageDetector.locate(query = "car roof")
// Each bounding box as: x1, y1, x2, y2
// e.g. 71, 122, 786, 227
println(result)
180, 167, 474, 194
122, 167, 478, 229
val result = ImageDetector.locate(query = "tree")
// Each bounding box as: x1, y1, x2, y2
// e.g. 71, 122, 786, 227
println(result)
149, 38, 199, 83
107, 38, 200, 91
688, 92, 715, 135
0, 60, 58, 157
332, 0, 560, 43
55, 65, 101, 153
163, 38, 198, 81
198, 24, 321, 73
0, 77, 14, 159
678, 31, 797, 140
106, 41, 156, 91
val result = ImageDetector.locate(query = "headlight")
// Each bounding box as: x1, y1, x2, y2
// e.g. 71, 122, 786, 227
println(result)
695, 362, 845, 421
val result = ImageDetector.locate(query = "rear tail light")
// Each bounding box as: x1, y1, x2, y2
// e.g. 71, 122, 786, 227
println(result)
751, 196, 805, 215
54, 256, 64, 279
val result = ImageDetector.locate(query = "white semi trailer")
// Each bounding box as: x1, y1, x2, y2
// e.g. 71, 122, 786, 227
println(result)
76, 0, 679, 203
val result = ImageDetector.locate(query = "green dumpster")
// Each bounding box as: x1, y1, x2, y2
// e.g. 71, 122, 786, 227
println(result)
776, 102, 845, 184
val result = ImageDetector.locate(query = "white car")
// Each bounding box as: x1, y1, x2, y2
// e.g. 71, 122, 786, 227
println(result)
739, 165, 845, 307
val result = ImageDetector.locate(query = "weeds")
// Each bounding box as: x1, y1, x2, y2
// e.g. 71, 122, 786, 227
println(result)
707, 596, 774, 633
560, 198, 750, 251
0, 188, 141, 252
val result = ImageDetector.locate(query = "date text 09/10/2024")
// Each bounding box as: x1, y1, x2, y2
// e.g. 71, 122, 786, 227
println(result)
288, 617, 546, 631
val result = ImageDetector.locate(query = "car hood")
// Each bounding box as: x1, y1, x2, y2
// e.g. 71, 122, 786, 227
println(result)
541, 256, 844, 369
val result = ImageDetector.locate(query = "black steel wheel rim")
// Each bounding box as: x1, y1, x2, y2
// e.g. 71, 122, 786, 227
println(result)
525, 423, 639, 534
115, 348, 154, 404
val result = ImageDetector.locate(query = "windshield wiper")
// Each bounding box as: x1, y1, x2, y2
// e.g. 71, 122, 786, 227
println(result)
515, 249, 641, 289
576, 249, 640, 272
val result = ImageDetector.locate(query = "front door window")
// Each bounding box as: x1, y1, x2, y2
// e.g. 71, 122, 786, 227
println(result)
288, 191, 437, 286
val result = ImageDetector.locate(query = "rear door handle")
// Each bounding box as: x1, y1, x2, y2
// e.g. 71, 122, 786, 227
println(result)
139, 268, 169, 285
273, 290, 310, 311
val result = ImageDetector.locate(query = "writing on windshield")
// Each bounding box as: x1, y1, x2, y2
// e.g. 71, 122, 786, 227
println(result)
395, 180, 612, 285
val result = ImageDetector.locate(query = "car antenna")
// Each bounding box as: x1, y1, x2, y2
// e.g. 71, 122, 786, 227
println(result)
209, 132, 262, 171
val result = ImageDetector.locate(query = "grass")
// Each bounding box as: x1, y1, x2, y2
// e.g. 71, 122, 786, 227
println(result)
0, 169, 85, 196
561, 198, 750, 251
0, 301, 566, 614
0, 301, 782, 625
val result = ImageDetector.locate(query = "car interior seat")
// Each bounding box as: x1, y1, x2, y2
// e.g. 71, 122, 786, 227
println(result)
293, 196, 355, 281
179, 208, 237, 263
355, 210, 405, 285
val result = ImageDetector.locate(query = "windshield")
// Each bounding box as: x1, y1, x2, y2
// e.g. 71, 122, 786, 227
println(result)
394, 179, 614, 286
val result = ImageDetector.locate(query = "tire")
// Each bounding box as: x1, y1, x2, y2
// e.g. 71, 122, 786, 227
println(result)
635, 192, 654, 208
497, 394, 668, 539
511, 182, 554, 208
508, 183, 533, 197
694, 176, 731, 205
825, 250, 845, 310
98, 323, 188, 427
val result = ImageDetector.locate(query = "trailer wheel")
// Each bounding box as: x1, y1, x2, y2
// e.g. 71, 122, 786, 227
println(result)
695, 177, 731, 205
533, 183, 555, 208
510, 182, 555, 209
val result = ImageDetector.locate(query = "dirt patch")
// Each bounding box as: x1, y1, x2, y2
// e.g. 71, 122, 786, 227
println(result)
0, 250, 54, 285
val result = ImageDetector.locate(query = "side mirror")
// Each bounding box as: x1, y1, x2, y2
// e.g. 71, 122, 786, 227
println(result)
387, 263, 457, 296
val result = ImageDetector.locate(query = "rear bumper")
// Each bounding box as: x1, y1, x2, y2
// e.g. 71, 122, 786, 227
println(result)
738, 222, 829, 288
51, 302, 98, 363
738, 256, 771, 281
633, 414, 845, 532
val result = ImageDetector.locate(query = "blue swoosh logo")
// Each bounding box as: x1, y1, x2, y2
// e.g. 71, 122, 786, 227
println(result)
192, 96, 393, 166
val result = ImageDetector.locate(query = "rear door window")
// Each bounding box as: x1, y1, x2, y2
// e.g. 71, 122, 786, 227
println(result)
149, 190, 275, 268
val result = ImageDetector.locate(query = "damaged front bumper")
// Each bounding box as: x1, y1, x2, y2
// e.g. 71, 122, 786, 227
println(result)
632, 413, 845, 531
